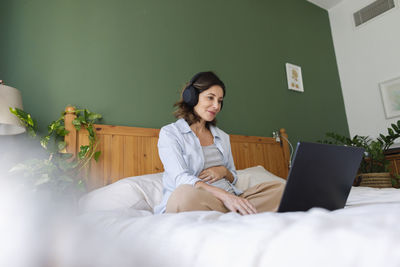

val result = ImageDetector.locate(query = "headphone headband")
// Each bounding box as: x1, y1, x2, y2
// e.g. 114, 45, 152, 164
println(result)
188, 72, 203, 86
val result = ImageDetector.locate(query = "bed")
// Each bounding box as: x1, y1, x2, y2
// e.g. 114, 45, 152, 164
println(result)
55, 107, 400, 267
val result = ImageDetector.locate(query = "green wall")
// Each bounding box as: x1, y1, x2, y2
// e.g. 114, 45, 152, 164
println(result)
0, 0, 349, 144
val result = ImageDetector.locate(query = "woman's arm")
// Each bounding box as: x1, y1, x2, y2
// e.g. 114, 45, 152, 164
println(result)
158, 128, 201, 186
225, 135, 239, 184
198, 166, 234, 183
194, 181, 257, 215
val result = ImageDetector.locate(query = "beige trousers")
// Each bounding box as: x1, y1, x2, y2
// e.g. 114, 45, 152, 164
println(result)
166, 181, 285, 213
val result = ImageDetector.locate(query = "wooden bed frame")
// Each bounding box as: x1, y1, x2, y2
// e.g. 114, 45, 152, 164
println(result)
64, 107, 290, 190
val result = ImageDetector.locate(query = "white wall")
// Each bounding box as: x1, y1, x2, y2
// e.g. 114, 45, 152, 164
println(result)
329, 0, 400, 138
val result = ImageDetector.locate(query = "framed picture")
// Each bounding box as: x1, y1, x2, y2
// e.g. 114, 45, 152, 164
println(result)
380, 76, 400, 119
285, 63, 304, 92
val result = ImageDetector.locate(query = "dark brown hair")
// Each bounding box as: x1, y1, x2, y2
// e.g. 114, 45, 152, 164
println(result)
173, 71, 225, 127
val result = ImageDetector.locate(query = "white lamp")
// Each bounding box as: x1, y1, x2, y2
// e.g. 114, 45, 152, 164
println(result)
0, 81, 26, 135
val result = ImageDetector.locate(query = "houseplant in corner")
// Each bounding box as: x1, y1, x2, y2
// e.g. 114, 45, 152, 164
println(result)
320, 120, 400, 188
8, 106, 102, 202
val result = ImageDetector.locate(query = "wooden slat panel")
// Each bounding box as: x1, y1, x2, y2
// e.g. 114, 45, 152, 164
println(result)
123, 136, 135, 178
230, 142, 240, 170
131, 136, 140, 177
110, 135, 124, 183
235, 143, 250, 170
138, 137, 153, 174
151, 137, 163, 173
94, 124, 160, 137
103, 135, 112, 186
88, 135, 105, 191
248, 143, 266, 167
264, 144, 285, 178
230, 134, 276, 144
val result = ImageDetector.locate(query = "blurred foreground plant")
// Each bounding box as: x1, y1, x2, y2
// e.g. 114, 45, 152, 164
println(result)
9, 107, 102, 196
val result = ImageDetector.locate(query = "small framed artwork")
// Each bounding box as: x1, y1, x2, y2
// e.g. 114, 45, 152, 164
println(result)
380, 76, 400, 119
286, 63, 304, 92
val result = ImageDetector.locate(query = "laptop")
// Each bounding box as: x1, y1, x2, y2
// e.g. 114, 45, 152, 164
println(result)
277, 142, 364, 212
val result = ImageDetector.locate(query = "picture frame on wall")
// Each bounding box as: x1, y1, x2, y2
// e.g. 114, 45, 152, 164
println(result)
285, 63, 304, 92
380, 76, 400, 119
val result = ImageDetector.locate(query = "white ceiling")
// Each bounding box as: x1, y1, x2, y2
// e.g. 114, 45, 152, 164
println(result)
307, 0, 345, 10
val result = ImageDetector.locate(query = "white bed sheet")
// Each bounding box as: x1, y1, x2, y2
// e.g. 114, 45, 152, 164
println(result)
55, 186, 400, 267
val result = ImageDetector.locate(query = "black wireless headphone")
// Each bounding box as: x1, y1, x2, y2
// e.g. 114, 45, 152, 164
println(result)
182, 72, 203, 107
182, 72, 224, 110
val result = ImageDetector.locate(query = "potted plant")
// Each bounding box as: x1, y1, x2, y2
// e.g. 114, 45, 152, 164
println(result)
320, 120, 400, 188
8, 106, 102, 203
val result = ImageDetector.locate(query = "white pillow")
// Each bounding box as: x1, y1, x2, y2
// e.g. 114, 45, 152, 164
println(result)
235, 165, 286, 192
79, 172, 163, 213
79, 165, 286, 213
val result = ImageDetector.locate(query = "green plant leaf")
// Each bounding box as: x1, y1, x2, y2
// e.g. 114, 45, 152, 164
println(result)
26, 127, 37, 138
388, 128, 395, 137
78, 145, 90, 159
392, 124, 400, 133
77, 116, 86, 124
58, 141, 67, 151
94, 151, 101, 162
377, 138, 384, 145
72, 118, 81, 126
88, 113, 102, 121
56, 128, 69, 137
10, 107, 38, 137
40, 136, 50, 149
87, 126, 95, 141
48, 120, 61, 134
84, 109, 89, 121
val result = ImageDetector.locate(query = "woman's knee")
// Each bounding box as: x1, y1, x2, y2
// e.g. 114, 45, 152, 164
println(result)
166, 184, 203, 212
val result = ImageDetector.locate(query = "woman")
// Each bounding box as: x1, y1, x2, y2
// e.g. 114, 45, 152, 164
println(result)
154, 72, 284, 215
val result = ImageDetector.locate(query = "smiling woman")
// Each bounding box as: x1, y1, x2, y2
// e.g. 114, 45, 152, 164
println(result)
173, 71, 226, 127
154, 71, 285, 215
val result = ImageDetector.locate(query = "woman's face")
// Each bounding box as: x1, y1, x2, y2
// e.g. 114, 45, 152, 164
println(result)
193, 85, 224, 122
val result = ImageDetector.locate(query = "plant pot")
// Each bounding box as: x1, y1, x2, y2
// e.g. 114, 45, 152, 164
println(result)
356, 172, 393, 188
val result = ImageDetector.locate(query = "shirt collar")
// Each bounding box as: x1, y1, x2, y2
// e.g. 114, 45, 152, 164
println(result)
209, 125, 220, 139
176, 118, 192, 134
176, 118, 220, 139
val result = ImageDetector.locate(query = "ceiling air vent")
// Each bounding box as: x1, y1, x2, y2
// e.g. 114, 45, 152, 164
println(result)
353, 0, 395, 27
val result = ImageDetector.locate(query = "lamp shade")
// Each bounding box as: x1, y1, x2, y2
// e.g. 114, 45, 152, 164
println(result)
0, 83, 26, 135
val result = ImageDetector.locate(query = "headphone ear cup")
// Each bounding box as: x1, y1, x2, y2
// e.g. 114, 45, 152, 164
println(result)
182, 85, 199, 107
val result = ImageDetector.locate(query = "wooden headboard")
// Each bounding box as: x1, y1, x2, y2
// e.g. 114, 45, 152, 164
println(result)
64, 107, 290, 190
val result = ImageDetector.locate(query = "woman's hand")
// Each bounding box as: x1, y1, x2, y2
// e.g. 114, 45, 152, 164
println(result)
220, 193, 257, 215
199, 166, 227, 183
195, 181, 257, 215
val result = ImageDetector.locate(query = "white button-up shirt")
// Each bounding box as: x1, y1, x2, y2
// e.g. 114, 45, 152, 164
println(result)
154, 118, 240, 214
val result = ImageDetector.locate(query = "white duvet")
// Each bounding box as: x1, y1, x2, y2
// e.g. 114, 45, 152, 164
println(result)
56, 186, 400, 267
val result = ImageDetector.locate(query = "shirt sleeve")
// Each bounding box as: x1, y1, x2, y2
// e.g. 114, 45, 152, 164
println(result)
225, 135, 239, 185
158, 127, 201, 187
